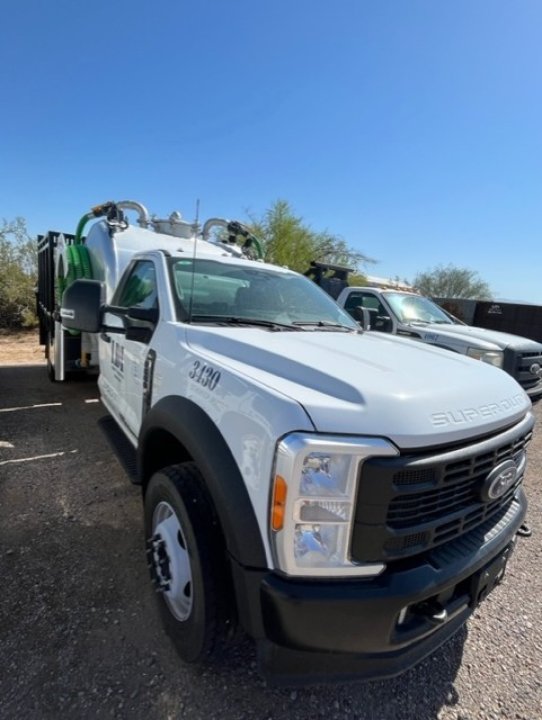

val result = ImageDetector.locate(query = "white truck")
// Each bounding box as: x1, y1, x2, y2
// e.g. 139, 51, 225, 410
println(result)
330, 274, 542, 401
37, 202, 534, 682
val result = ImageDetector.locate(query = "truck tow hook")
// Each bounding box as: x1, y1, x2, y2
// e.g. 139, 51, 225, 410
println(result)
412, 600, 448, 626
517, 522, 532, 538
146, 533, 171, 593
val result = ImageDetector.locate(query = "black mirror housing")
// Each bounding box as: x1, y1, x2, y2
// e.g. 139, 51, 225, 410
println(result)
127, 307, 158, 324
375, 315, 393, 333
61, 280, 106, 333
352, 305, 371, 330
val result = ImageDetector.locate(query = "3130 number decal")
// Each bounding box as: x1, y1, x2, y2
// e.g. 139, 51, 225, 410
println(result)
188, 360, 221, 391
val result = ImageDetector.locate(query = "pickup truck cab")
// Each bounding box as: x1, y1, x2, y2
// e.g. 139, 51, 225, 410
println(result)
337, 286, 542, 400
42, 202, 534, 683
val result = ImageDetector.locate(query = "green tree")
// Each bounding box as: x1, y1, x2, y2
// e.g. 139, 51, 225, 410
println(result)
413, 263, 492, 299
0, 218, 38, 328
348, 272, 369, 286
247, 200, 373, 274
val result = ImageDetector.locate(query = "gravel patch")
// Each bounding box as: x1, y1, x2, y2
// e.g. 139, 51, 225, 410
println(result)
0, 329, 44, 365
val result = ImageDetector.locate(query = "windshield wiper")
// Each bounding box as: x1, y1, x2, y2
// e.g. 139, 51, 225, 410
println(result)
292, 321, 355, 332
190, 315, 304, 331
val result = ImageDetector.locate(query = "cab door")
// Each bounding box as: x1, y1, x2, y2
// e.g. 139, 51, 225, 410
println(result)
98, 310, 128, 426
104, 259, 160, 441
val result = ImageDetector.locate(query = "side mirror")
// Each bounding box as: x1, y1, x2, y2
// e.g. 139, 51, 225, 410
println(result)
125, 306, 158, 343
127, 307, 159, 324
374, 315, 393, 333
61, 280, 105, 333
352, 305, 371, 330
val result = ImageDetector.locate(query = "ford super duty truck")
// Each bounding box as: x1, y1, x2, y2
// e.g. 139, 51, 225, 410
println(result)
318, 265, 542, 401
38, 202, 534, 682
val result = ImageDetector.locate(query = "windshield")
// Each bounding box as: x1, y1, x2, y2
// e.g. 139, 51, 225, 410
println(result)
386, 292, 455, 324
168, 258, 358, 330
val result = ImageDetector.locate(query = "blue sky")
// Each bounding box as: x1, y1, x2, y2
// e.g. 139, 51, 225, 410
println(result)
1, 0, 541, 302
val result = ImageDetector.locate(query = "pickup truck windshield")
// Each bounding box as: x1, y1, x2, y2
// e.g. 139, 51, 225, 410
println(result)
169, 258, 358, 330
386, 293, 455, 325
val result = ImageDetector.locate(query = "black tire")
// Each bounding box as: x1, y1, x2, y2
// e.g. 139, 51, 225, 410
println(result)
144, 462, 232, 664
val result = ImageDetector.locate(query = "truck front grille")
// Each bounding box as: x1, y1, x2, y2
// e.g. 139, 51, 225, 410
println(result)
513, 350, 542, 394
350, 415, 533, 563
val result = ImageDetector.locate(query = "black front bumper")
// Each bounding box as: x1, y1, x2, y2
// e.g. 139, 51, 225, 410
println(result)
525, 381, 542, 401
231, 492, 526, 683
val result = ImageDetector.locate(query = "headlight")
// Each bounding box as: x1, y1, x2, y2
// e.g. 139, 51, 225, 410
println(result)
466, 348, 504, 368
270, 433, 397, 577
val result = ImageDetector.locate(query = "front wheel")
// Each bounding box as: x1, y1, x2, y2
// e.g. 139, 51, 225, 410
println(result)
144, 463, 232, 663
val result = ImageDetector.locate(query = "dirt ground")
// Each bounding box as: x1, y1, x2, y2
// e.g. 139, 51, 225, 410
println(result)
0, 328, 44, 365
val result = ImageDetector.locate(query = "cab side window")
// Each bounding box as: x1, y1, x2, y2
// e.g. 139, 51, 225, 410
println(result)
344, 292, 391, 332
343, 292, 364, 314
344, 292, 386, 315
116, 261, 158, 310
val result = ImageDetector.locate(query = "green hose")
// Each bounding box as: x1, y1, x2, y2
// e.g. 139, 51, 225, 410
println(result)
60, 244, 93, 334
65, 244, 93, 285
249, 235, 263, 259
74, 212, 94, 245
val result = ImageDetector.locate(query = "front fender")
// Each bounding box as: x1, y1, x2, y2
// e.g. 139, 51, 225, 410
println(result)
138, 395, 267, 569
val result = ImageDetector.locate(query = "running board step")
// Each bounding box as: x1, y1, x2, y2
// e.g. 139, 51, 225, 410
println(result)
98, 415, 139, 484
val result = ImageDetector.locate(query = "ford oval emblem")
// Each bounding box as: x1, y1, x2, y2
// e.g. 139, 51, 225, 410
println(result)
530, 363, 542, 378
480, 459, 518, 502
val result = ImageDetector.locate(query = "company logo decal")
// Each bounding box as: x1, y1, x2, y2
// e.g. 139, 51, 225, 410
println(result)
424, 333, 439, 342
487, 304, 503, 315
530, 363, 542, 379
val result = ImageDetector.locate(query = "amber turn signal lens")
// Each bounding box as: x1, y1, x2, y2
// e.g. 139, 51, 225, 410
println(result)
271, 475, 287, 531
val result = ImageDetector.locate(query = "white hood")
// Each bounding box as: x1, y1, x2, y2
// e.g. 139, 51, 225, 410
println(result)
186, 327, 531, 449
411, 322, 542, 352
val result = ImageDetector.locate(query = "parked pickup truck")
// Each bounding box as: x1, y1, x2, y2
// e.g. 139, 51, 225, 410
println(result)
38, 203, 534, 683
335, 283, 542, 400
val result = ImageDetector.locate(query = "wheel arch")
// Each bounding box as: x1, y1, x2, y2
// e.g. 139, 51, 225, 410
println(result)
138, 395, 267, 569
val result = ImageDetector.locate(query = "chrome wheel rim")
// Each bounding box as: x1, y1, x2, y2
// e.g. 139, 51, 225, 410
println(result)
151, 501, 193, 621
